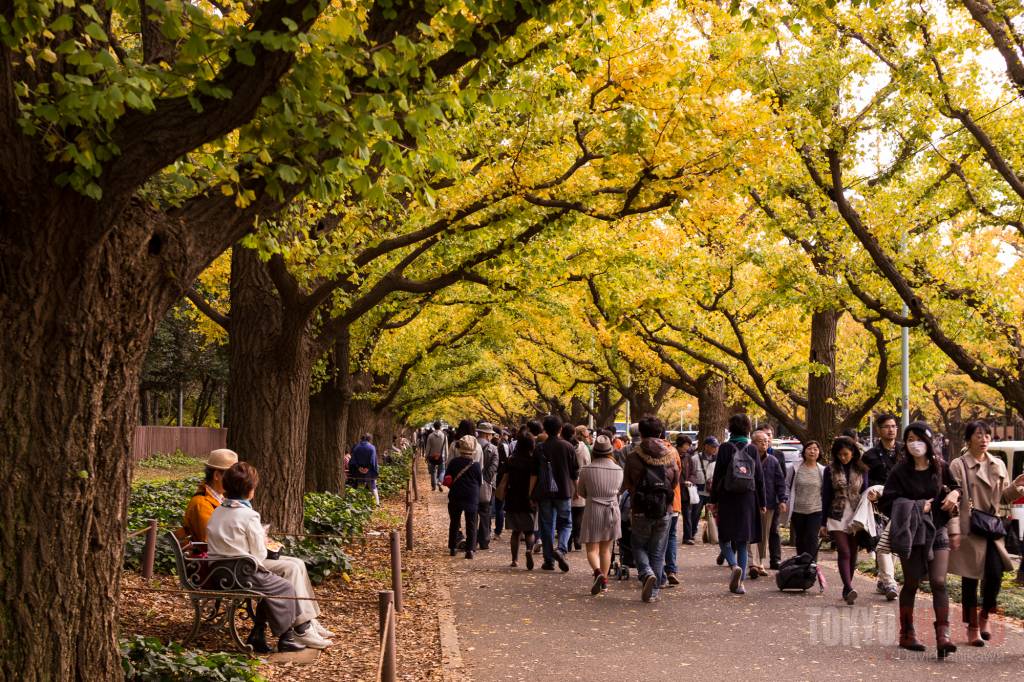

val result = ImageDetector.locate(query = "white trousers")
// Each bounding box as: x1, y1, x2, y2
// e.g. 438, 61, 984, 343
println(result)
264, 555, 320, 626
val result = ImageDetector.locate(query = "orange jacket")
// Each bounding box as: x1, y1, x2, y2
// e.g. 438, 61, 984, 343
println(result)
672, 450, 683, 513
179, 484, 221, 543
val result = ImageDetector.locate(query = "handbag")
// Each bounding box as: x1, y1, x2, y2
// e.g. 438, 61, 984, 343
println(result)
702, 505, 718, 544
531, 443, 559, 500
687, 483, 700, 506
495, 472, 509, 501
961, 458, 1006, 541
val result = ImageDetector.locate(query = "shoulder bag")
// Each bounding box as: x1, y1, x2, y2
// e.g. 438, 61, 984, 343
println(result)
961, 458, 1006, 541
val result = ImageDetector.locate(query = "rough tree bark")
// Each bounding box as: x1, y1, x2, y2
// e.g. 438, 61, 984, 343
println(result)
806, 309, 840, 444
0, 199, 208, 681
696, 373, 728, 443
227, 248, 316, 533
306, 334, 352, 494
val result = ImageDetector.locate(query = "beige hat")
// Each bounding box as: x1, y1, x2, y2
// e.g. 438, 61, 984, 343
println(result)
455, 435, 477, 456
207, 449, 239, 470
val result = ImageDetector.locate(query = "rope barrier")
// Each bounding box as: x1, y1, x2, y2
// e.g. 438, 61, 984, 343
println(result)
121, 585, 382, 606
376, 602, 395, 682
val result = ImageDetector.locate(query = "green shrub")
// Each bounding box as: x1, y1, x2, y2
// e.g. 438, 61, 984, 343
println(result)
377, 450, 411, 499
137, 450, 204, 471
303, 488, 375, 538
125, 478, 201, 573
120, 635, 263, 681
277, 536, 353, 584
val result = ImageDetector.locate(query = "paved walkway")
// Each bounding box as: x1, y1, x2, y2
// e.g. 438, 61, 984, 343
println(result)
440, 502, 1024, 681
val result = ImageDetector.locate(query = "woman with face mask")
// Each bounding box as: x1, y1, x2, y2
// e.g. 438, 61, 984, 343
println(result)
879, 421, 961, 658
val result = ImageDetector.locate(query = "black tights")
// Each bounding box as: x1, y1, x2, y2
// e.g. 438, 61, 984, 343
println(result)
829, 531, 858, 591
898, 546, 949, 611
510, 530, 535, 562
962, 539, 1003, 619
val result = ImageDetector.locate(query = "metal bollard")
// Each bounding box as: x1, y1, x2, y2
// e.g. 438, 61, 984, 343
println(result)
141, 519, 158, 580
377, 590, 397, 682
390, 530, 403, 613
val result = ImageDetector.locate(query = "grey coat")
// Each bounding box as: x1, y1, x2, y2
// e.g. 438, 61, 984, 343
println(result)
888, 498, 934, 561
478, 438, 499, 503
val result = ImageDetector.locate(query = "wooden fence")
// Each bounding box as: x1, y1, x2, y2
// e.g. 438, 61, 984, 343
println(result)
132, 426, 228, 461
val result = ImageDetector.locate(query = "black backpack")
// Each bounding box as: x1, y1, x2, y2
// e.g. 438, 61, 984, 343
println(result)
724, 443, 757, 493
775, 553, 819, 592
633, 464, 672, 519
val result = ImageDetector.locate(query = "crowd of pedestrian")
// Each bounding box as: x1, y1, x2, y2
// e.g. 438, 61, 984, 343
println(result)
417, 410, 1024, 660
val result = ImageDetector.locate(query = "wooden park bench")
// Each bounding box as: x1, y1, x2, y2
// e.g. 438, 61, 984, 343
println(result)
166, 531, 267, 652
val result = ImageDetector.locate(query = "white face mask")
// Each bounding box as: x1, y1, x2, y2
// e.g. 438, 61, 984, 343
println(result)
907, 441, 927, 457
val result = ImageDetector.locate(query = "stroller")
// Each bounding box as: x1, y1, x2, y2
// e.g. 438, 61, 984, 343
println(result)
611, 491, 635, 580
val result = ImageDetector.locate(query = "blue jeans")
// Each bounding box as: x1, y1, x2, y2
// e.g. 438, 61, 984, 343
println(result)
664, 514, 679, 576
719, 540, 748, 579
538, 498, 572, 563
427, 457, 444, 489
631, 513, 671, 595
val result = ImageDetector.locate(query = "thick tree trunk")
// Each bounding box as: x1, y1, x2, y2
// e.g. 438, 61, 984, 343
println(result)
696, 373, 728, 443
0, 198, 198, 681
306, 384, 348, 493
806, 309, 840, 445
227, 248, 314, 533
306, 334, 352, 494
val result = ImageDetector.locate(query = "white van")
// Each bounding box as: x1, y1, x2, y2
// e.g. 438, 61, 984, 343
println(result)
984, 441, 1024, 481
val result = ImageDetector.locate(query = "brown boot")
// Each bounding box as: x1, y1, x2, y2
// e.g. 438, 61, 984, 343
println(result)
899, 607, 926, 652
965, 607, 984, 647
979, 608, 994, 641
933, 607, 957, 659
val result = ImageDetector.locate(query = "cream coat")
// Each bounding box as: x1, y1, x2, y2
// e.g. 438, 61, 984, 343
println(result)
206, 500, 269, 567
948, 453, 1024, 579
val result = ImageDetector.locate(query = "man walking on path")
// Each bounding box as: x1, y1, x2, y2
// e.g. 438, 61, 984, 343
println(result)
532, 415, 579, 572
862, 413, 902, 601
425, 421, 449, 491
622, 416, 679, 602
476, 422, 500, 550
692, 437, 718, 540
748, 429, 787, 578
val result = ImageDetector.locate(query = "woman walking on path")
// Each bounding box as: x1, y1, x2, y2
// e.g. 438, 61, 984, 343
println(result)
820, 436, 868, 605
446, 436, 483, 559
783, 441, 825, 560
578, 435, 624, 595
497, 430, 539, 570
948, 420, 1024, 646
708, 414, 766, 595
879, 421, 961, 658
569, 424, 592, 552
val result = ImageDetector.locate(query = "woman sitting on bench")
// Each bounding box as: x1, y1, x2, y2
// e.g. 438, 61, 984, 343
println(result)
207, 462, 331, 652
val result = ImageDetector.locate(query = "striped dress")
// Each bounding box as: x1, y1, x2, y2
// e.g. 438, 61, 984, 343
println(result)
578, 458, 624, 543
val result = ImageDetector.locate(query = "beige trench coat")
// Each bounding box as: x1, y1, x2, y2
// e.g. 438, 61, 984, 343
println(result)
948, 454, 1024, 579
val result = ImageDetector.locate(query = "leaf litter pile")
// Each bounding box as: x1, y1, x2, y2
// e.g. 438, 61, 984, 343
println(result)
119, 477, 447, 681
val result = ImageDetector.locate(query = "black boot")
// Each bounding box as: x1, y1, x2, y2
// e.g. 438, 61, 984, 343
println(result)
245, 621, 271, 654
277, 628, 308, 653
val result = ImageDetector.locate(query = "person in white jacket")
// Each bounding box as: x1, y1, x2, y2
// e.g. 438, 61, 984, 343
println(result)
207, 462, 331, 653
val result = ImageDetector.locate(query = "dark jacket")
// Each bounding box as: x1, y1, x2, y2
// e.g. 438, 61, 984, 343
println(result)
878, 459, 958, 528
498, 453, 535, 514
887, 498, 934, 561
760, 452, 788, 509
535, 437, 579, 500
862, 441, 902, 488
349, 440, 379, 482
446, 456, 482, 507
709, 439, 766, 543
622, 438, 680, 506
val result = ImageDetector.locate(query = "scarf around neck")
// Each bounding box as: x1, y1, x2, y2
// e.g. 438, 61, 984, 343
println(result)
222, 498, 252, 509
